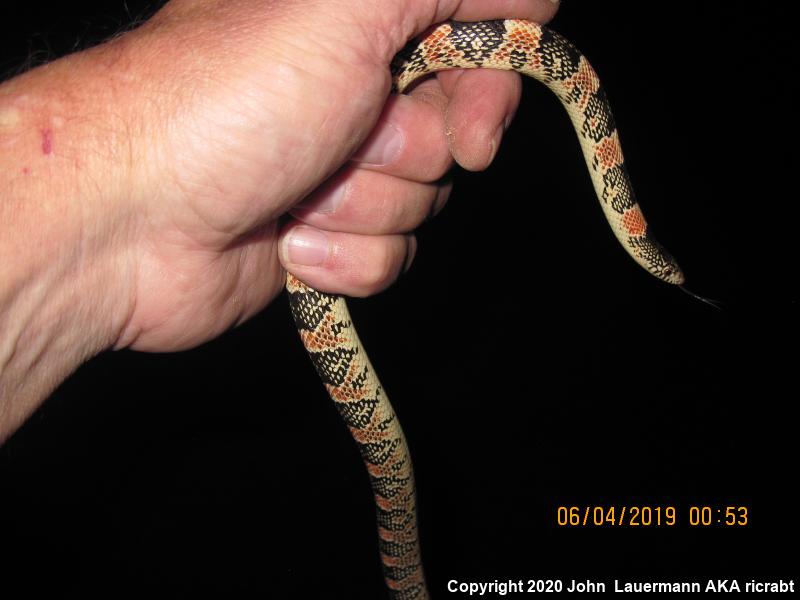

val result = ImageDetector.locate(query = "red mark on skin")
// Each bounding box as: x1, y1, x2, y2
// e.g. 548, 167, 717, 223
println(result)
22, 167, 31, 175
41, 128, 53, 155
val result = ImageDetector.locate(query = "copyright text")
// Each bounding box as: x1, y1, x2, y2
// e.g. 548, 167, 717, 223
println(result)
446, 579, 796, 595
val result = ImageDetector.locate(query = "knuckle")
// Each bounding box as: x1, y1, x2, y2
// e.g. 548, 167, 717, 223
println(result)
374, 193, 404, 232
360, 240, 402, 294
372, 185, 428, 233
425, 148, 454, 181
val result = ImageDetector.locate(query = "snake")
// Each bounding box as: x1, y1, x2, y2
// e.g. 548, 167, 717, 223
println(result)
286, 19, 686, 599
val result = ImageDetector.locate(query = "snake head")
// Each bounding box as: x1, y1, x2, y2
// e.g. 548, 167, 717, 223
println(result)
650, 246, 685, 285
658, 260, 685, 285
626, 233, 685, 285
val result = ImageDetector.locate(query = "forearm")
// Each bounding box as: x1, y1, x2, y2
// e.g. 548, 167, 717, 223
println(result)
0, 39, 141, 441
0, 5, 292, 438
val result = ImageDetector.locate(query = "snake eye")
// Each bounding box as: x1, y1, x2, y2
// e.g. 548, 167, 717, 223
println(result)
663, 267, 673, 277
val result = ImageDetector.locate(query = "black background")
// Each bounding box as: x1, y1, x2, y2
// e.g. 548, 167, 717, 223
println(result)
1, 1, 797, 598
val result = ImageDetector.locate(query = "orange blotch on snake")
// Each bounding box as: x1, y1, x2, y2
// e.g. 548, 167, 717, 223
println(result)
375, 496, 394, 511
424, 25, 451, 65
595, 135, 623, 169
41, 128, 53, 154
622, 207, 647, 236
382, 554, 402, 567
504, 24, 542, 64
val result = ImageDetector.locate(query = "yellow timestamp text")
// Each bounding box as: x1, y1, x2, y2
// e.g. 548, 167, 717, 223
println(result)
556, 506, 749, 527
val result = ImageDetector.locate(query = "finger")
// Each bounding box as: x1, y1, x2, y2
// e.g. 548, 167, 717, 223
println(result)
351, 93, 452, 182
279, 222, 417, 297
438, 68, 522, 171
446, 0, 560, 24
291, 166, 452, 235
406, 76, 450, 115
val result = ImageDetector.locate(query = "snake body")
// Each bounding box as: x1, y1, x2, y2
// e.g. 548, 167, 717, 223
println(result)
287, 20, 684, 599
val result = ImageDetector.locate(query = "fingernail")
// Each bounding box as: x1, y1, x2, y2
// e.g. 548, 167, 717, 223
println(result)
285, 226, 329, 266
429, 180, 452, 220
402, 235, 417, 273
296, 180, 347, 214
353, 122, 404, 166
488, 123, 505, 165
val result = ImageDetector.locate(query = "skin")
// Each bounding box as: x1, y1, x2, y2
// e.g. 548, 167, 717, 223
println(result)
0, 0, 559, 442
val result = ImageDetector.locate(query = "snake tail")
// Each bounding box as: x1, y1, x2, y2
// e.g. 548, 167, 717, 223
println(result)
287, 274, 427, 599
288, 19, 686, 600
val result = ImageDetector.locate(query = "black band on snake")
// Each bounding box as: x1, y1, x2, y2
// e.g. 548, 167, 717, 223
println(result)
287, 19, 684, 600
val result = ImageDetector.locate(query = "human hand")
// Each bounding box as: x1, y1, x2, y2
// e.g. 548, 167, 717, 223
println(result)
107, 0, 559, 350
0, 0, 559, 436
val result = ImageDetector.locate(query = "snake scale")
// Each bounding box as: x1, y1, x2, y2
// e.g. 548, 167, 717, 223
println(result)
286, 19, 685, 599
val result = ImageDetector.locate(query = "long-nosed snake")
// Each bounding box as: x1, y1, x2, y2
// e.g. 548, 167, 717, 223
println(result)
286, 19, 686, 600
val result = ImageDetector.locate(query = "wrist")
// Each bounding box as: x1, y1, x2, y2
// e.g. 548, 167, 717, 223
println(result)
0, 36, 147, 438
